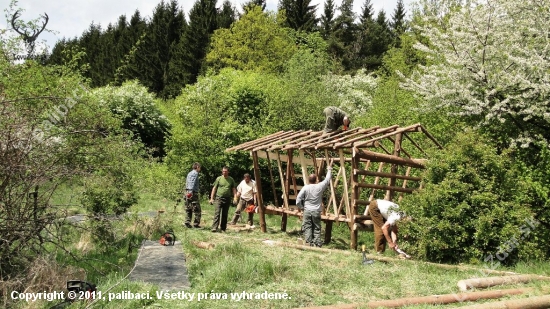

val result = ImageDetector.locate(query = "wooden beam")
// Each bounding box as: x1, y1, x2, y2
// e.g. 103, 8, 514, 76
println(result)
252, 151, 266, 233
355, 199, 371, 206
307, 127, 369, 149
354, 148, 427, 169
457, 275, 550, 292
265, 151, 279, 207
354, 124, 422, 148
299, 129, 359, 149
325, 149, 338, 217
333, 125, 399, 149
264, 206, 352, 222
369, 162, 384, 202
226, 130, 286, 151
403, 133, 427, 156
268, 130, 314, 150
386, 132, 403, 201
357, 183, 416, 194
354, 169, 422, 181
252, 131, 311, 152
277, 151, 289, 232
420, 124, 443, 149
398, 167, 412, 203
299, 150, 309, 185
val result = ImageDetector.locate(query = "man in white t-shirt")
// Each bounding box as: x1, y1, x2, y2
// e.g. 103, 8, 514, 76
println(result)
229, 173, 257, 227
367, 199, 403, 254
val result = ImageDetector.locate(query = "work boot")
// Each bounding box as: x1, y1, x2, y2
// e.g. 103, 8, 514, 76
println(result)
184, 223, 192, 228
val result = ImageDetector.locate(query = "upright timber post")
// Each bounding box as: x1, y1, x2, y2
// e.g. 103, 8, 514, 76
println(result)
252, 151, 266, 232
386, 133, 403, 201
351, 149, 359, 249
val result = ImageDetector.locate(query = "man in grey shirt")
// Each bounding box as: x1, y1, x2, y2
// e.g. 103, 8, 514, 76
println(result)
296, 159, 334, 247
184, 162, 201, 228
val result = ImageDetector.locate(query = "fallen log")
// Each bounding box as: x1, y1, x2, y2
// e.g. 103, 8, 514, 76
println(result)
192, 241, 215, 250
291, 288, 535, 309
367, 288, 532, 308
458, 275, 550, 291
456, 294, 550, 309
260, 240, 523, 276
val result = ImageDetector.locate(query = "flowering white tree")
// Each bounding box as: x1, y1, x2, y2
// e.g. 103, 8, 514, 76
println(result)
322, 69, 378, 118
404, 0, 550, 148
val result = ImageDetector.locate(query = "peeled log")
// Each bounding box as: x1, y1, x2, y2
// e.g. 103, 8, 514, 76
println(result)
458, 275, 550, 291
192, 241, 215, 249
456, 294, 550, 309
367, 288, 531, 308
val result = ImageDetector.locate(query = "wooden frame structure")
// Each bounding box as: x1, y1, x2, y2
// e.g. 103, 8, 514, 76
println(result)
226, 123, 442, 249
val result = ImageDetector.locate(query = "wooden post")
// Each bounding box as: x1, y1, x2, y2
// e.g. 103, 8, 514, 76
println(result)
281, 150, 294, 232
398, 166, 412, 202
386, 132, 402, 201
369, 162, 384, 201
299, 150, 309, 185
252, 151, 266, 233
324, 221, 333, 244
325, 149, 337, 219
265, 151, 279, 207
350, 150, 359, 250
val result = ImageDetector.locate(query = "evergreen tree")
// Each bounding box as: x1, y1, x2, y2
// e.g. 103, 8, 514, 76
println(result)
359, 0, 374, 25
174, 0, 218, 88
219, 0, 237, 28
79, 22, 103, 86
319, 0, 335, 39
362, 10, 392, 69
242, 0, 266, 12
331, 0, 358, 71
122, 0, 186, 97
279, 0, 318, 32
390, 0, 407, 46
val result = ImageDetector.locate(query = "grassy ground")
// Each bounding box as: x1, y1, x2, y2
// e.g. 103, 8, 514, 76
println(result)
24, 196, 549, 309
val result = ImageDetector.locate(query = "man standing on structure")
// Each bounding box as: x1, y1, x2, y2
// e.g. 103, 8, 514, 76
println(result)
296, 159, 334, 247
184, 162, 201, 228
230, 173, 257, 227
323, 106, 351, 133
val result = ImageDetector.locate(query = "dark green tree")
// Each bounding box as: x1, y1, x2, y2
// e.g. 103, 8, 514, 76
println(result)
390, 0, 407, 47
218, 0, 237, 28
279, 0, 318, 32
176, 0, 218, 85
359, 0, 374, 25
331, 0, 358, 71
319, 0, 335, 39
242, 0, 266, 12
360, 10, 392, 70
120, 0, 186, 97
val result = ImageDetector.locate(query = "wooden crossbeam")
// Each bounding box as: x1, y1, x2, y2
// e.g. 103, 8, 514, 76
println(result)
420, 124, 444, 149
354, 169, 421, 181
252, 131, 312, 151
356, 183, 416, 193
354, 124, 422, 148
226, 130, 289, 151
333, 125, 399, 149
354, 148, 427, 169
268, 130, 314, 150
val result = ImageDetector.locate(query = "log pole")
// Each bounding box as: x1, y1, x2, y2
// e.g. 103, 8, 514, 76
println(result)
456, 294, 550, 309
458, 275, 550, 291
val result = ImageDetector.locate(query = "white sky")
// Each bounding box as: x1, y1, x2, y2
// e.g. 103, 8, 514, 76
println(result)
1, 0, 413, 51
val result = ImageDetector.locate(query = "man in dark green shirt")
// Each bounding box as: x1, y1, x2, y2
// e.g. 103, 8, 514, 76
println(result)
209, 166, 237, 232
323, 106, 351, 133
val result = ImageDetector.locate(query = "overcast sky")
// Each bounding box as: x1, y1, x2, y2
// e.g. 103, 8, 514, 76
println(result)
1, 0, 413, 51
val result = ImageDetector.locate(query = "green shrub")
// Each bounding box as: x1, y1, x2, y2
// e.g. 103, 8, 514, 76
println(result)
400, 131, 535, 265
